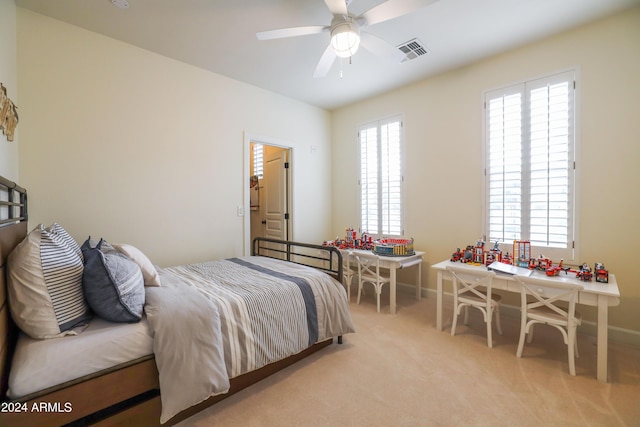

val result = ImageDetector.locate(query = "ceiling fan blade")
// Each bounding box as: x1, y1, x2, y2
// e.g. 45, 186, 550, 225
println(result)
360, 32, 406, 63
358, 0, 438, 27
313, 45, 337, 78
256, 26, 327, 41
324, 0, 348, 16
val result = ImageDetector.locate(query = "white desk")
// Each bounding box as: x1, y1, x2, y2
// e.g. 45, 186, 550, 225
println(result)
347, 250, 424, 314
432, 260, 620, 382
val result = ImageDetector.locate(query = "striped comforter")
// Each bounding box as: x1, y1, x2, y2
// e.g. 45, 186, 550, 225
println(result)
145, 256, 355, 423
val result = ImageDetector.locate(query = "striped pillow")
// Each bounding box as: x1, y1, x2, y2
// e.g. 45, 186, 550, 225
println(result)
7, 223, 91, 339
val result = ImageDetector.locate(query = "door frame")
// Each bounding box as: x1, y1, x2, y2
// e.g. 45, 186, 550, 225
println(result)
243, 132, 293, 256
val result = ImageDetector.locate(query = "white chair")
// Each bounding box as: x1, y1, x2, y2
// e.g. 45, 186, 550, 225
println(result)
355, 253, 390, 313
342, 252, 358, 301
513, 275, 583, 376
446, 266, 502, 348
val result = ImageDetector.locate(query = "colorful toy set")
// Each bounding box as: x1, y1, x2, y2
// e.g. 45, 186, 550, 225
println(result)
323, 228, 415, 256
323, 228, 374, 250
449, 239, 609, 283
373, 238, 415, 256
450, 240, 502, 266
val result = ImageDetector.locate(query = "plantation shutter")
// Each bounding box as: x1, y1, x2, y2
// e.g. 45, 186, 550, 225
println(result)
360, 126, 379, 234
359, 116, 403, 236
485, 70, 575, 259
487, 86, 524, 243
253, 143, 264, 178
528, 73, 574, 248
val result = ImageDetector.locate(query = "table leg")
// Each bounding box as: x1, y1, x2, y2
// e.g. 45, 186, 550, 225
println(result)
345, 254, 351, 301
416, 262, 422, 300
390, 267, 397, 314
436, 270, 443, 331
597, 295, 609, 382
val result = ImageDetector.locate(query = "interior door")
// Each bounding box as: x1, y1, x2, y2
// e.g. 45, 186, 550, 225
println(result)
264, 146, 289, 241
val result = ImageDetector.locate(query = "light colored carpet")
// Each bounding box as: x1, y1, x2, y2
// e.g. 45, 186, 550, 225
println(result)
177, 289, 640, 427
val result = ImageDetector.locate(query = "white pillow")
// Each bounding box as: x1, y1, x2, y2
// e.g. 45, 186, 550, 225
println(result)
112, 243, 161, 287
7, 223, 91, 339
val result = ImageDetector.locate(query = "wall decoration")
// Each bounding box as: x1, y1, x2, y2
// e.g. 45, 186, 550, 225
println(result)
0, 83, 19, 142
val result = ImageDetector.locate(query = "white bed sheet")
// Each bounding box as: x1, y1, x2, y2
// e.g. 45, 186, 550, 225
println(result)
7, 316, 153, 399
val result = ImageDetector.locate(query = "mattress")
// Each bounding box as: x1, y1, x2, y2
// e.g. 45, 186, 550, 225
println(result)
7, 316, 153, 399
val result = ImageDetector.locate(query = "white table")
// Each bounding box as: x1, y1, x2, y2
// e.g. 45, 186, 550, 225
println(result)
347, 250, 424, 314
432, 260, 620, 382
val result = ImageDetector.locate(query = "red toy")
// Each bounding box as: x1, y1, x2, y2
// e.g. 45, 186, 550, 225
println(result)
484, 241, 502, 265
501, 252, 513, 265
575, 263, 593, 282
473, 240, 485, 264
513, 240, 531, 268
323, 228, 374, 250
595, 262, 609, 283
545, 259, 566, 276
462, 245, 474, 263
530, 254, 552, 271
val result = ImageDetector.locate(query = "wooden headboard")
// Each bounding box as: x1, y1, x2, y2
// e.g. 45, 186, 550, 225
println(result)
0, 176, 28, 401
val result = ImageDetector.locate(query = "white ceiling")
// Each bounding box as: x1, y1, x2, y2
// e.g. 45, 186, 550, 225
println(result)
15, 0, 639, 110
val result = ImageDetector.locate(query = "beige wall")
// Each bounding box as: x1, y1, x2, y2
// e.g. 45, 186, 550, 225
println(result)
0, 0, 19, 180
331, 7, 640, 333
16, 8, 332, 266
12, 5, 640, 334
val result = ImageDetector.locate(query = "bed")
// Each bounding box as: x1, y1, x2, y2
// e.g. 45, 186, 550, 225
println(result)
0, 175, 354, 426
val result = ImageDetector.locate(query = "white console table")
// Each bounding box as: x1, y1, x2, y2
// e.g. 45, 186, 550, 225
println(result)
347, 250, 424, 314
432, 260, 620, 382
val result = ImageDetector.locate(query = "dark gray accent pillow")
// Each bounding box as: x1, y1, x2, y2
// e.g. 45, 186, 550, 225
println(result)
81, 237, 145, 323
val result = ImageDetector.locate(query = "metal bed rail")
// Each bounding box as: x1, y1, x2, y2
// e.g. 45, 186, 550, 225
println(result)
252, 237, 343, 284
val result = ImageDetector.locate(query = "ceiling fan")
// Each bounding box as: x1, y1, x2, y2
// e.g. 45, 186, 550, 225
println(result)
256, 0, 438, 78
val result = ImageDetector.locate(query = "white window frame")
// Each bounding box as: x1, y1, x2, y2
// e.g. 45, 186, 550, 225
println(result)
483, 70, 578, 262
358, 114, 404, 237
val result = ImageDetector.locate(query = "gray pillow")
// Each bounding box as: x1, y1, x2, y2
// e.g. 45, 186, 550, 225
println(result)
81, 238, 145, 323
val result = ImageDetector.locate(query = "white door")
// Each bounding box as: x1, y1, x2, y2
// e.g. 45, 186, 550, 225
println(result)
263, 146, 289, 241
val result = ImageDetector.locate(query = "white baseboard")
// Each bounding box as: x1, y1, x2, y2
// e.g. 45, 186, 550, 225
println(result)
397, 283, 640, 348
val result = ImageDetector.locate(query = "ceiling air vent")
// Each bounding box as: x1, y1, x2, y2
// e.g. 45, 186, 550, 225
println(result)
397, 38, 428, 62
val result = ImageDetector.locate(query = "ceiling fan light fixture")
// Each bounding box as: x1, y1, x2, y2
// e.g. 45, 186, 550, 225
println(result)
330, 19, 360, 58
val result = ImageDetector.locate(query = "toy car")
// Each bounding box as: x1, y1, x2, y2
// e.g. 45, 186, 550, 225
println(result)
595, 262, 609, 283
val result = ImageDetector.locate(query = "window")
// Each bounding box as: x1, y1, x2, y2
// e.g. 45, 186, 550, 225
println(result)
359, 115, 403, 236
485, 70, 576, 260
253, 143, 264, 179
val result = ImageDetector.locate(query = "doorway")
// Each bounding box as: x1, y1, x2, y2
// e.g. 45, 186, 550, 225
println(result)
244, 134, 292, 255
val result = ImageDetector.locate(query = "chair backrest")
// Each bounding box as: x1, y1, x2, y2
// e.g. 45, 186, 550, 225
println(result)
355, 253, 388, 284
446, 266, 496, 304
513, 275, 583, 323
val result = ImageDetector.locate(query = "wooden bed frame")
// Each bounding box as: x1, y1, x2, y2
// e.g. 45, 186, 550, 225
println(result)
0, 176, 344, 426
